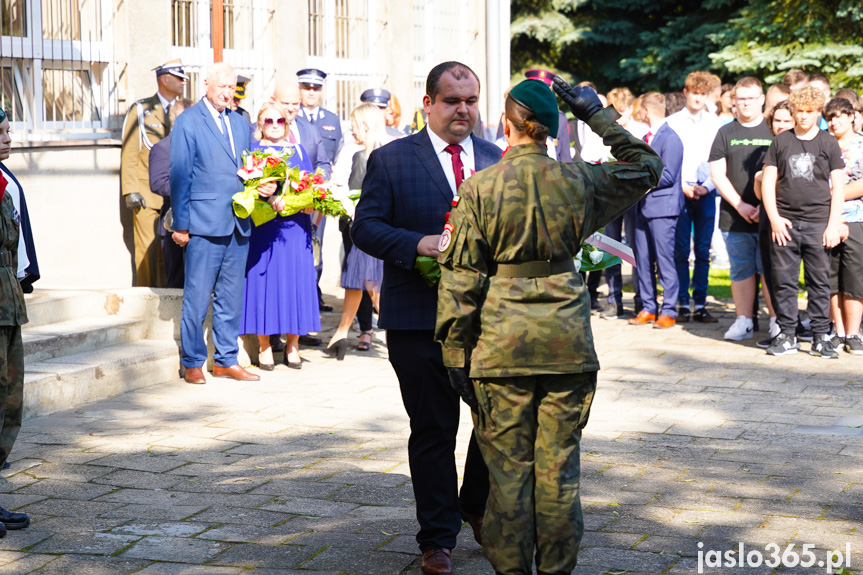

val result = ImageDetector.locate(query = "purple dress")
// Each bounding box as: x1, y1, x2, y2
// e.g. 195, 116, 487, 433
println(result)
240, 142, 321, 336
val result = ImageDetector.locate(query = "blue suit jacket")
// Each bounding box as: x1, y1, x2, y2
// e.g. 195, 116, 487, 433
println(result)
301, 107, 342, 164
352, 128, 503, 330
640, 122, 684, 219
170, 99, 252, 237
295, 117, 333, 179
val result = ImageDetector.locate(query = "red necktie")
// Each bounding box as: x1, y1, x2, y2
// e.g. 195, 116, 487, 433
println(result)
288, 128, 297, 144
444, 144, 465, 191
644, 132, 652, 145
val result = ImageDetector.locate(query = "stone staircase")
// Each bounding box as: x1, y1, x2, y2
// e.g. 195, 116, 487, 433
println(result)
22, 288, 185, 420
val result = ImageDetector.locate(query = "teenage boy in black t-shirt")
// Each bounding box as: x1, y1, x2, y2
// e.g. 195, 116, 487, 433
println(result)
761, 86, 845, 358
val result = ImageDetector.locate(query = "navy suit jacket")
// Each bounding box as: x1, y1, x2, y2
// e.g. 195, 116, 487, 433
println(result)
640, 122, 684, 219
170, 99, 252, 237
301, 107, 342, 164
0, 164, 39, 292
148, 134, 171, 237
352, 128, 503, 330
295, 117, 333, 179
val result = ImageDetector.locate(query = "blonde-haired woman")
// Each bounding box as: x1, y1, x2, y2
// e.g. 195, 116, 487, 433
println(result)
241, 102, 318, 370
325, 103, 390, 358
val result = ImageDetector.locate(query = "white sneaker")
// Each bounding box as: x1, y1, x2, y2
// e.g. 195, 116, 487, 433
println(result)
768, 316, 780, 338
724, 315, 754, 341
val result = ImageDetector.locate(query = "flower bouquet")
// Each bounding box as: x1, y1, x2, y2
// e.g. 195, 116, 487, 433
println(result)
233, 147, 294, 220
250, 168, 348, 227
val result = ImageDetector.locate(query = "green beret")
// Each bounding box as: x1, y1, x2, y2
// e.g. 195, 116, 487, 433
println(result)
508, 79, 559, 135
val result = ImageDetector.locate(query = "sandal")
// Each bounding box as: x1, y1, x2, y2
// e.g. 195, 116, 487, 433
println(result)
357, 331, 373, 352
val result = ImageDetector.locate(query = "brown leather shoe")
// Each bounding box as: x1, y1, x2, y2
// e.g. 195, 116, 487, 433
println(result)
421, 548, 452, 574
212, 364, 261, 381
184, 366, 206, 385
654, 314, 676, 329
627, 310, 656, 325
461, 510, 483, 545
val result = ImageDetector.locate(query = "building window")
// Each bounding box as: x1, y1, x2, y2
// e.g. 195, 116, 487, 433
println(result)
308, 0, 324, 57
334, 0, 367, 60
172, 0, 199, 47
0, 0, 116, 140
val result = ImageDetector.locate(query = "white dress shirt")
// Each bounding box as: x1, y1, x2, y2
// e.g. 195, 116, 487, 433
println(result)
202, 97, 236, 157
426, 128, 475, 194
666, 108, 722, 190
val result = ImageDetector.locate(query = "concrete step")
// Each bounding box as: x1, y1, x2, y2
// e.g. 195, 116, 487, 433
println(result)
24, 339, 181, 420
23, 316, 148, 363
24, 290, 110, 328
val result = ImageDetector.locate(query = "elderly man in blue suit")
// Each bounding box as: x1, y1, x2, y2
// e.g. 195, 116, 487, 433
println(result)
352, 61, 501, 575
170, 62, 277, 385
629, 92, 684, 329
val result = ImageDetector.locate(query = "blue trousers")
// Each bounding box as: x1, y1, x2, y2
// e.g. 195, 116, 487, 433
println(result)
181, 231, 249, 368
675, 194, 715, 308
636, 214, 679, 317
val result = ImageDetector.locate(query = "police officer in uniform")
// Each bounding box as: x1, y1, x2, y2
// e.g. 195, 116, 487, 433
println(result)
0, 109, 35, 535
297, 68, 342, 313
360, 88, 403, 139
435, 79, 662, 574
121, 59, 188, 287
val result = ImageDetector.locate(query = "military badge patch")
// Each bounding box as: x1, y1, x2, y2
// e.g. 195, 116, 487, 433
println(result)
439, 222, 454, 252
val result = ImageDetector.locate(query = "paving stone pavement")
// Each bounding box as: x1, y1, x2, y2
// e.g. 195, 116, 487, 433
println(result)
2, 296, 862, 574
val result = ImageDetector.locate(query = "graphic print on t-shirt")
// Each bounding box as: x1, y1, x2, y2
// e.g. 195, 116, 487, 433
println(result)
789, 152, 816, 182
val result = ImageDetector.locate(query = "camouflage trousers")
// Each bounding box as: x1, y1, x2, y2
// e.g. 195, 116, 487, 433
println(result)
472, 372, 597, 575
0, 325, 24, 467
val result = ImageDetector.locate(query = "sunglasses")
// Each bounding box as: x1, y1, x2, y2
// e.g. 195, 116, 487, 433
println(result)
263, 117, 287, 126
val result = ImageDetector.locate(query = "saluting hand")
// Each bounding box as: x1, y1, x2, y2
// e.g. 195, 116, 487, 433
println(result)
552, 76, 603, 123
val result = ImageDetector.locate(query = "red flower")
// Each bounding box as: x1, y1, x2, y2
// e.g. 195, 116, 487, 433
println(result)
319, 193, 327, 200
313, 174, 324, 185
266, 157, 279, 167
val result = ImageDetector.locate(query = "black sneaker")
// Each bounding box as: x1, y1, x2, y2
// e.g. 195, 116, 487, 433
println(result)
767, 333, 798, 356
829, 334, 844, 349
692, 307, 718, 323
757, 335, 776, 349
601, 302, 627, 320
810, 336, 839, 359
677, 307, 691, 323
796, 321, 813, 343
844, 335, 863, 355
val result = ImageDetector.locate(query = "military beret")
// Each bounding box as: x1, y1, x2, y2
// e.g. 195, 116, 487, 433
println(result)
508, 79, 559, 134
360, 88, 391, 108
0, 108, 6, 124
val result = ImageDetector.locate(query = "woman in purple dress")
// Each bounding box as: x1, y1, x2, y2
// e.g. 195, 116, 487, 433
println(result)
241, 102, 319, 369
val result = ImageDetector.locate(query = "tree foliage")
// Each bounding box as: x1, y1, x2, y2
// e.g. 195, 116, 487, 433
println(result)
511, 0, 863, 93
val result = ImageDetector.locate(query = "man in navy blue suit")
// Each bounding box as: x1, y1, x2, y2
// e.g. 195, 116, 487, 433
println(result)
352, 62, 502, 575
170, 62, 278, 385
629, 92, 684, 329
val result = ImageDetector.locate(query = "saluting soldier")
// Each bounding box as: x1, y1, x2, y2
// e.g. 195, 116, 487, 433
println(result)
121, 59, 188, 287
435, 79, 662, 574
0, 109, 35, 534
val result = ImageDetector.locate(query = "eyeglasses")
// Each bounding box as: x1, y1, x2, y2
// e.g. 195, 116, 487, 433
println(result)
263, 118, 287, 126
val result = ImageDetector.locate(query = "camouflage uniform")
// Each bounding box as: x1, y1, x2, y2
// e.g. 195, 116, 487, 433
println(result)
435, 106, 661, 574
0, 191, 27, 467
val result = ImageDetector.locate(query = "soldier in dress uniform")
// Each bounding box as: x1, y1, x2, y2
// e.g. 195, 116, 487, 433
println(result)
297, 68, 343, 313
0, 109, 35, 535
121, 59, 188, 287
435, 79, 662, 574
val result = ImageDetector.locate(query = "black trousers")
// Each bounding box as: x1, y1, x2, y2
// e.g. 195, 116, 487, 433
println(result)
769, 219, 831, 337
387, 329, 489, 552
162, 235, 185, 289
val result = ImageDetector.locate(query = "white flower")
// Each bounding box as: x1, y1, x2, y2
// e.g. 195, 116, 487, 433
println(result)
589, 250, 603, 265
574, 258, 581, 273
575, 248, 583, 261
